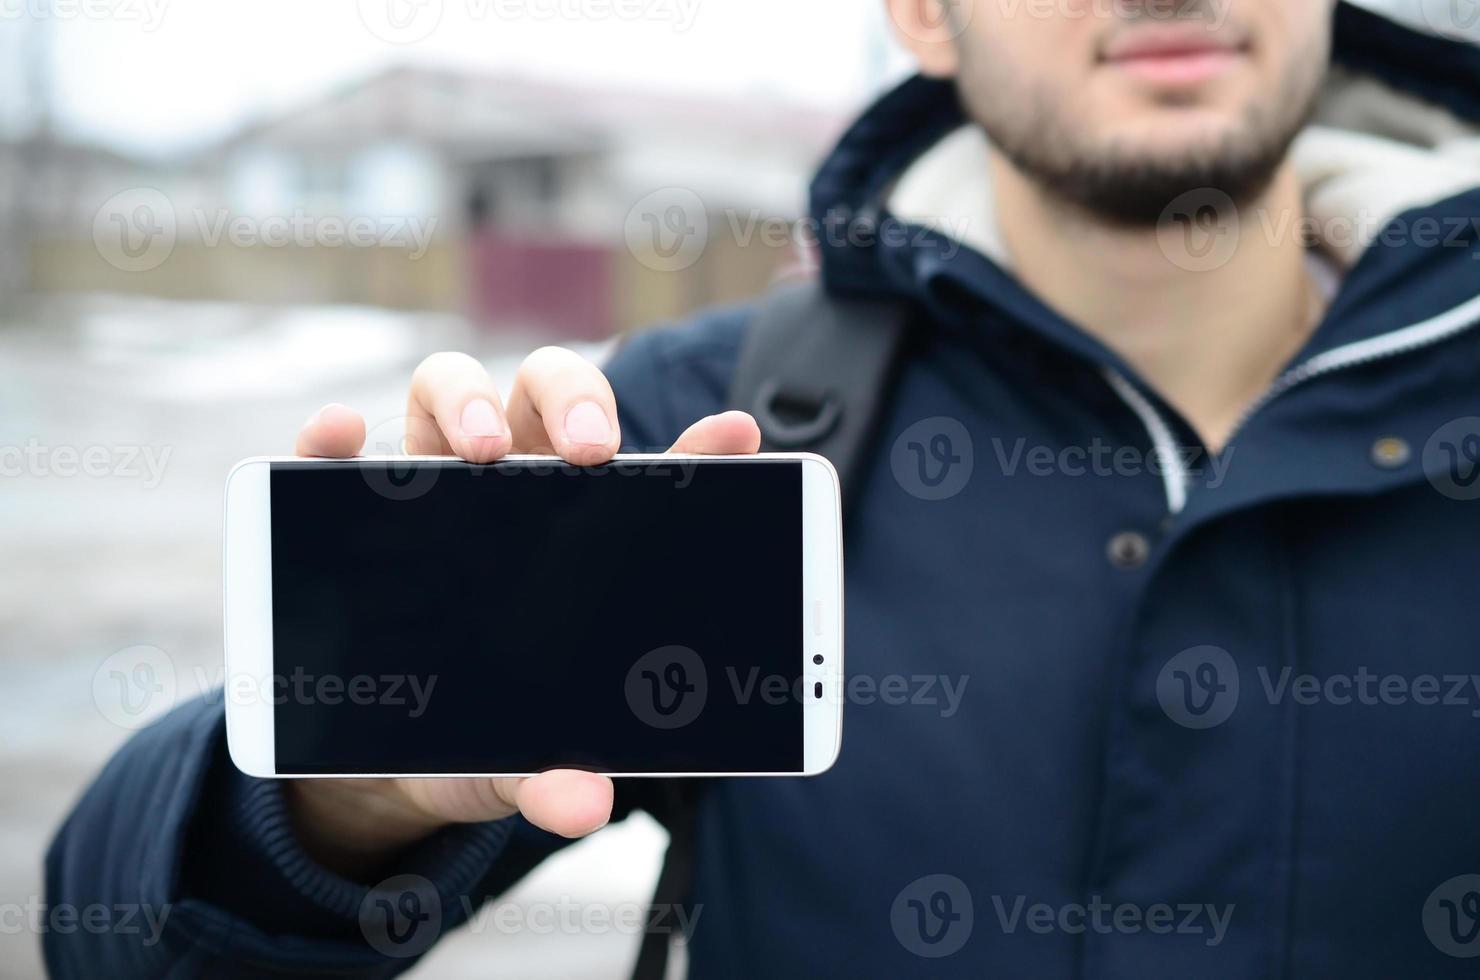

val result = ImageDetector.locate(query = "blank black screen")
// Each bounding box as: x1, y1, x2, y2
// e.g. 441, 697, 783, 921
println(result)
269, 459, 803, 773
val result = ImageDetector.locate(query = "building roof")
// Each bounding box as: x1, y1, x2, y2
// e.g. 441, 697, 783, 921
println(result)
200, 64, 847, 164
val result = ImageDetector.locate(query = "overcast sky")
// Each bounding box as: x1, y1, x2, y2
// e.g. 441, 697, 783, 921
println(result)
24, 0, 886, 157
7, 0, 1471, 158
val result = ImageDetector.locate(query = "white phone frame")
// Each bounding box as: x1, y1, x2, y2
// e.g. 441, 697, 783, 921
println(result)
223, 453, 843, 779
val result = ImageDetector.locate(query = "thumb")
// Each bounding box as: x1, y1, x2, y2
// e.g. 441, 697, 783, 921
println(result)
667, 411, 762, 455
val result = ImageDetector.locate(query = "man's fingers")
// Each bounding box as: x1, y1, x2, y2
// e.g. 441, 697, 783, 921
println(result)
407, 352, 514, 463
506, 347, 621, 466
514, 770, 615, 838
668, 411, 762, 455
295, 403, 366, 458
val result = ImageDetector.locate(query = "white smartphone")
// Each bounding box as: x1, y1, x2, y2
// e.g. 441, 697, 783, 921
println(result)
223, 453, 843, 778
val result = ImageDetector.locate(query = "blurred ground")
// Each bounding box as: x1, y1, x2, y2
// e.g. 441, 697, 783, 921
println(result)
0, 294, 667, 979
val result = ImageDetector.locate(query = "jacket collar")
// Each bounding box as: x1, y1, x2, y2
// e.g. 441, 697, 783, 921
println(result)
807, 5, 1480, 516
810, 0, 1480, 331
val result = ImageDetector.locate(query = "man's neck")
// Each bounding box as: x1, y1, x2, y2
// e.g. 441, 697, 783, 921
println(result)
989, 152, 1324, 453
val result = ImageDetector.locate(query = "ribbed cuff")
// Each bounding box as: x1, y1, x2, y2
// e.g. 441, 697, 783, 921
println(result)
228, 772, 514, 926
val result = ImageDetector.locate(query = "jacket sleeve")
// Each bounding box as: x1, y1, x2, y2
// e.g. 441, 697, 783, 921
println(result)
43, 310, 749, 978
44, 695, 522, 977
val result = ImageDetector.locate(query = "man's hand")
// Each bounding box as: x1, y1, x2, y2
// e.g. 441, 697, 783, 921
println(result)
285, 348, 761, 879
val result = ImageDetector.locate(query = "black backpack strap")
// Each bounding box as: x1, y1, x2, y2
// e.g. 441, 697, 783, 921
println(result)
630, 781, 701, 980
730, 279, 911, 497
630, 281, 909, 980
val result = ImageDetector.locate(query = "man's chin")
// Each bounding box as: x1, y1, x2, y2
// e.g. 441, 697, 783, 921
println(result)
1026, 125, 1287, 227
1053, 155, 1281, 229
1089, 106, 1250, 159
969, 64, 1314, 227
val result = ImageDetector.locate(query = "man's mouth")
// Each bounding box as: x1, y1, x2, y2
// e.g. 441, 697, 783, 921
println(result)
1099, 26, 1249, 86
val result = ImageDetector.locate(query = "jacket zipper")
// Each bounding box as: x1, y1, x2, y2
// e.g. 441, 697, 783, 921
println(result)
1104, 290, 1480, 516
1103, 368, 1189, 515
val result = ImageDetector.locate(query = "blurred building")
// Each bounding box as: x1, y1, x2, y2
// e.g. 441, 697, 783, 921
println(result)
11, 66, 846, 337
0, 137, 148, 300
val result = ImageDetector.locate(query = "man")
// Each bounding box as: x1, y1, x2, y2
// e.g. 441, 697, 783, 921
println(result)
48, 0, 1480, 976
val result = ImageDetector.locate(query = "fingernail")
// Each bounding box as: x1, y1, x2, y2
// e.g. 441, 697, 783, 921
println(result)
563, 401, 612, 446
460, 398, 507, 438
305, 402, 340, 427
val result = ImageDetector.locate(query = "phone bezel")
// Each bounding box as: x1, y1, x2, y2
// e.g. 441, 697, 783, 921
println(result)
223, 453, 843, 778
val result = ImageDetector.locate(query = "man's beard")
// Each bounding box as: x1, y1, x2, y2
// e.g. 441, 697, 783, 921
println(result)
954, 38, 1327, 227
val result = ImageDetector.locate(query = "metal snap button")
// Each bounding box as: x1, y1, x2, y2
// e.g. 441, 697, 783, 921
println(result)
1107, 530, 1151, 570
1371, 436, 1411, 469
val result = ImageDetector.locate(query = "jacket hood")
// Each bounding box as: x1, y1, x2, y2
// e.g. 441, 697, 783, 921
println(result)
806, 1, 1480, 518
811, 2, 1480, 324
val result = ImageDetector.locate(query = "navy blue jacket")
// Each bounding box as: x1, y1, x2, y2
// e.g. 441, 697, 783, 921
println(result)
47, 5, 1480, 977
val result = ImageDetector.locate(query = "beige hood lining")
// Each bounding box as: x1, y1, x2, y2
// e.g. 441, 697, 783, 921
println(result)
888, 64, 1480, 272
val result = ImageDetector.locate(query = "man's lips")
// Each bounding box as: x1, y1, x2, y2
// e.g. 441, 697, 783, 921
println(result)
1099, 27, 1248, 86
